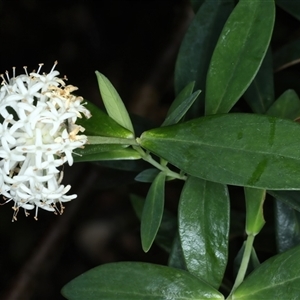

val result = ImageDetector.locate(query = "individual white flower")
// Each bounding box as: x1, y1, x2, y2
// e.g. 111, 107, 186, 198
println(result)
0, 61, 91, 221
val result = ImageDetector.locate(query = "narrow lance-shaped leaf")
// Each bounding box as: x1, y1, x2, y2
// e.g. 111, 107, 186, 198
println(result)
162, 90, 201, 127
205, 0, 275, 115
131, 194, 177, 253
231, 245, 300, 300
95, 71, 134, 133
73, 148, 141, 163
167, 81, 194, 117
175, 0, 234, 118
179, 176, 229, 289
61, 262, 224, 300
141, 172, 166, 252
244, 187, 266, 235
139, 113, 300, 190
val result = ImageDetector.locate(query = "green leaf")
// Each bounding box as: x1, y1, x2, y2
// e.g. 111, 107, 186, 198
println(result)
205, 0, 275, 115
61, 262, 224, 300
162, 90, 201, 127
266, 89, 300, 120
175, 0, 234, 118
73, 148, 141, 163
243, 47, 274, 114
167, 81, 194, 117
139, 113, 300, 190
276, 0, 300, 22
244, 188, 266, 235
95, 71, 134, 133
135, 168, 160, 183
273, 38, 300, 72
274, 200, 300, 253
232, 245, 300, 299
131, 194, 177, 253
179, 176, 229, 289
77, 101, 133, 138
141, 172, 166, 252
268, 190, 300, 213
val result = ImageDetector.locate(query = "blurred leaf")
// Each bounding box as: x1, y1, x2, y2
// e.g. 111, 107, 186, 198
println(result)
74, 148, 141, 163
168, 234, 187, 270
189, 0, 205, 13
77, 101, 133, 138
205, 0, 275, 114
245, 188, 266, 235
61, 262, 224, 300
162, 90, 201, 127
274, 199, 300, 253
95, 71, 134, 133
266, 89, 300, 120
243, 47, 274, 114
131, 194, 177, 253
268, 190, 300, 212
273, 38, 300, 72
179, 176, 229, 289
232, 245, 300, 299
276, 0, 300, 22
175, 0, 234, 118
140, 113, 300, 189
135, 168, 160, 183
141, 172, 166, 252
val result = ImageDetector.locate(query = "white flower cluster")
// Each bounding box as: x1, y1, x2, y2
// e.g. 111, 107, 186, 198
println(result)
0, 62, 91, 221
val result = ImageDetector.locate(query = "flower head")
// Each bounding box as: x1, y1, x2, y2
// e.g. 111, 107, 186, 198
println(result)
0, 61, 91, 221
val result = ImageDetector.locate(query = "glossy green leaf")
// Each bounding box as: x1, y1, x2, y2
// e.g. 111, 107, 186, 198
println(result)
95, 71, 134, 133
141, 172, 166, 252
205, 0, 275, 115
175, 0, 234, 118
131, 194, 177, 253
73, 148, 141, 163
162, 90, 201, 127
232, 245, 300, 299
139, 113, 300, 190
273, 39, 300, 72
245, 188, 266, 235
243, 47, 274, 114
179, 176, 229, 289
266, 89, 300, 120
61, 262, 224, 300
77, 101, 133, 138
274, 200, 300, 253
268, 190, 300, 212
276, 0, 300, 22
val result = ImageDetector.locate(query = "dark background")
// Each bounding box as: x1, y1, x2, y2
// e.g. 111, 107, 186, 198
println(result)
0, 1, 193, 299
0, 1, 299, 299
